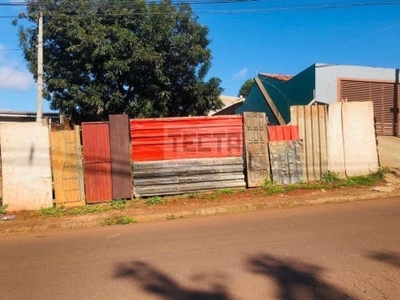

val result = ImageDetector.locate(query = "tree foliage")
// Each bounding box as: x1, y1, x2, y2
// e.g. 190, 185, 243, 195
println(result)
16, 0, 223, 122
238, 78, 254, 98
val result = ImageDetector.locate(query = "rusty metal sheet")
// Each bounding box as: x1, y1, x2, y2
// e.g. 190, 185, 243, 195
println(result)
82, 122, 112, 203
109, 115, 132, 199
269, 141, 303, 185
84, 162, 112, 203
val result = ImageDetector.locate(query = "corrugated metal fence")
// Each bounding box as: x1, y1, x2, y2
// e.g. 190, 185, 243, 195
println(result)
130, 116, 246, 197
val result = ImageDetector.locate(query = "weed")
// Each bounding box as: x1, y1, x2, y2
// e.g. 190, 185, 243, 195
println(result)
188, 193, 197, 199
146, 196, 162, 206
321, 170, 341, 183
110, 199, 127, 210
0, 203, 8, 215
262, 179, 285, 195
210, 192, 221, 201
40, 206, 67, 217
101, 215, 136, 226
219, 188, 233, 195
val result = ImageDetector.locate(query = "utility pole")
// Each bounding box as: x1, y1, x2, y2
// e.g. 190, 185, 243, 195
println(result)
36, 11, 43, 122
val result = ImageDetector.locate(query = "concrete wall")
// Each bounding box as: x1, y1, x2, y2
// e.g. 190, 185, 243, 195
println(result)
1, 122, 53, 211
342, 101, 379, 176
315, 63, 397, 103
327, 102, 379, 177
327, 103, 346, 177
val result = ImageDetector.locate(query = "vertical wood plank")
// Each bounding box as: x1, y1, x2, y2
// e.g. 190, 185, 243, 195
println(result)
50, 129, 85, 207
318, 106, 328, 176
244, 112, 270, 187
311, 105, 321, 180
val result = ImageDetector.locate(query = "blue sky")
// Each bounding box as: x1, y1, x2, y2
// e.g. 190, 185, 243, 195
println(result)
1, 0, 400, 112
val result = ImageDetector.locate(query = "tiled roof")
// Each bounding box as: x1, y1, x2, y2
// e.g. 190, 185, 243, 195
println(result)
259, 73, 293, 81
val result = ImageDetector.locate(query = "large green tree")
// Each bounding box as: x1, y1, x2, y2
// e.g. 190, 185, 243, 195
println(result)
16, 0, 223, 122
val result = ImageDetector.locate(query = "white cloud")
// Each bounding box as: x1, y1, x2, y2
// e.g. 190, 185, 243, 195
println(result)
0, 67, 34, 91
233, 68, 248, 80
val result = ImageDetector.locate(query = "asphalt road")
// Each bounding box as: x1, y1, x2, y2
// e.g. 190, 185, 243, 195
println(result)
1, 198, 399, 300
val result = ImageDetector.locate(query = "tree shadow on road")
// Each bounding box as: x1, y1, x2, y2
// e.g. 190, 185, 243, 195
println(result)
247, 253, 354, 300
114, 260, 232, 300
366, 250, 400, 268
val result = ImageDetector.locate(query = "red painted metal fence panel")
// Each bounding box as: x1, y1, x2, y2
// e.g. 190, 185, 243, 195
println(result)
82, 122, 112, 203
130, 116, 243, 162
268, 125, 300, 142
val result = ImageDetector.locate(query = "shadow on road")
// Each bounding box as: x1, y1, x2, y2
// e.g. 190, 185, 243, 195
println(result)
366, 250, 400, 268
247, 253, 354, 300
114, 260, 232, 300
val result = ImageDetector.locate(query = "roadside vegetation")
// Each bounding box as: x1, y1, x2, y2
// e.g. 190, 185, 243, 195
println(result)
32, 168, 388, 220
0, 203, 8, 215
262, 168, 388, 195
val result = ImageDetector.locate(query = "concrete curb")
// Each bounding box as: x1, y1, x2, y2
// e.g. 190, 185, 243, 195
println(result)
1, 189, 399, 236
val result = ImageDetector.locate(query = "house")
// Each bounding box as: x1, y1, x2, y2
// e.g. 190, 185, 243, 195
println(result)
237, 63, 400, 137
0, 110, 59, 123
209, 95, 244, 116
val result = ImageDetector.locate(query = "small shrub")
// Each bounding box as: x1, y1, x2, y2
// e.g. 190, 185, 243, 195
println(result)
146, 196, 162, 206
321, 170, 340, 183
40, 206, 67, 217
101, 215, 136, 226
111, 199, 127, 210
0, 203, 8, 215
262, 179, 285, 195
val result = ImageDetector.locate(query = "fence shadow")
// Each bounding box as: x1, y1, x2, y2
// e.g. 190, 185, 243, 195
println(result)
114, 260, 232, 300
366, 250, 400, 268
246, 253, 353, 300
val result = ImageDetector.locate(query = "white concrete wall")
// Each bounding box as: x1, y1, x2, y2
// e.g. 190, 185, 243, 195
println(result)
315, 63, 397, 103
327, 101, 379, 177
341, 102, 379, 176
1, 122, 53, 211
327, 103, 346, 177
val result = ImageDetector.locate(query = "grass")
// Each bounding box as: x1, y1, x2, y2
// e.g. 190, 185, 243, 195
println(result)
40, 198, 132, 218
33, 168, 388, 219
261, 168, 388, 195
101, 215, 136, 226
146, 196, 162, 206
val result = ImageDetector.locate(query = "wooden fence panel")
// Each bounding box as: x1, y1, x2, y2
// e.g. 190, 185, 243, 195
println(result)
109, 115, 132, 199
130, 115, 243, 162
50, 127, 85, 207
82, 122, 112, 203
133, 157, 245, 197
290, 105, 328, 181
243, 112, 270, 187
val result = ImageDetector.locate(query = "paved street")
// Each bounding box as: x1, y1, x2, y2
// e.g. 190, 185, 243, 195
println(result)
1, 198, 399, 300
